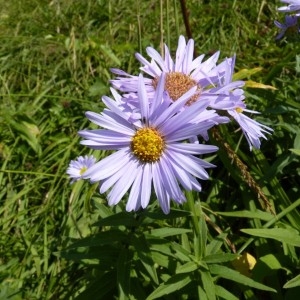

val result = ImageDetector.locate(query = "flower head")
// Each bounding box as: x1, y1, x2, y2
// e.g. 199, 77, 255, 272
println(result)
277, 0, 300, 15
206, 56, 273, 150
79, 74, 219, 214
67, 155, 96, 183
110, 36, 272, 150
274, 15, 300, 40
228, 106, 273, 151
110, 36, 244, 116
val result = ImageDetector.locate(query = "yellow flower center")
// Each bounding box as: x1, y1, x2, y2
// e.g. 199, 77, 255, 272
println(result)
152, 72, 201, 106
79, 166, 88, 175
235, 107, 243, 113
131, 127, 165, 163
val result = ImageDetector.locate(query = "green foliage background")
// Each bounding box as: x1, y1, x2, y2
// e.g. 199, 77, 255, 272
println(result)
0, 0, 300, 299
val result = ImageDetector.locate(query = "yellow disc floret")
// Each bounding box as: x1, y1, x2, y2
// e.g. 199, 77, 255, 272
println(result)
235, 107, 243, 113
131, 127, 165, 163
79, 166, 88, 175
152, 72, 201, 106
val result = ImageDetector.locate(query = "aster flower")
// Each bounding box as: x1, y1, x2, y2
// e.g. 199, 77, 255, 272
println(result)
277, 0, 300, 15
111, 36, 272, 150
274, 15, 300, 40
227, 104, 273, 151
79, 74, 219, 214
110, 36, 244, 115
208, 55, 273, 150
67, 155, 96, 183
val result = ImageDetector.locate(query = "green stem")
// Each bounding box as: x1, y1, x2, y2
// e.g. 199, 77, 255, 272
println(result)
186, 191, 207, 260
186, 190, 200, 236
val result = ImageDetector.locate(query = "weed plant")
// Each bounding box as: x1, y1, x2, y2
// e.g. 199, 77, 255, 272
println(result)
0, 0, 300, 299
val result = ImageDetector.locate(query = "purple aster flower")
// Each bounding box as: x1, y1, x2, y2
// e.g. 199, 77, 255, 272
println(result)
208, 56, 273, 150
110, 36, 244, 115
278, 0, 300, 15
79, 74, 219, 214
274, 15, 300, 40
228, 106, 273, 151
111, 36, 272, 150
67, 155, 96, 183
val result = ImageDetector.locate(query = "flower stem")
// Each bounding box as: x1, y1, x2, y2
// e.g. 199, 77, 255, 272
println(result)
186, 190, 206, 260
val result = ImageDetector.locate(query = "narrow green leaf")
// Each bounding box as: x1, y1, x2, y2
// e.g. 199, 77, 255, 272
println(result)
241, 228, 300, 247
146, 237, 174, 258
146, 273, 191, 300
206, 232, 229, 255
289, 148, 300, 156
215, 285, 239, 300
181, 233, 191, 253
150, 228, 192, 238
152, 252, 171, 269
217, 210, 272, 221
245, 80, 277, 90
197, 285, 208, 300
259, 254, 282, 271
200, 270, 216, 300
171, 242, 193, 263
203, 253, 240, 264
209, 264, 276, 292
176, 261, 198, 274
233, 67, 262, 80
284, 274, 300, 289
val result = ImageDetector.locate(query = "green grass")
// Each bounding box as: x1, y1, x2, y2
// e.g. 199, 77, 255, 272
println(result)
0, 0, 300, 299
